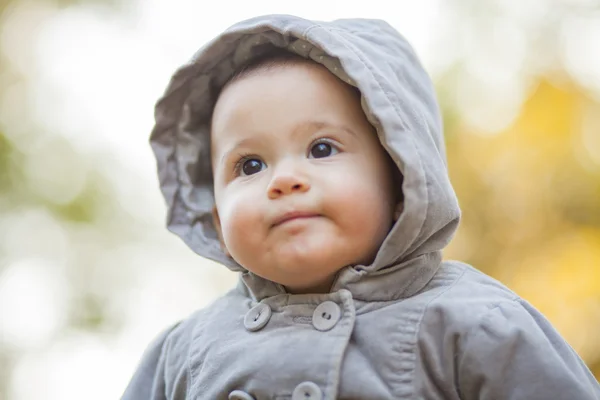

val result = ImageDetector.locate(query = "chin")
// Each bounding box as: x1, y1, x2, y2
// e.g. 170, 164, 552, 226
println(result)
277, 250, 340, 270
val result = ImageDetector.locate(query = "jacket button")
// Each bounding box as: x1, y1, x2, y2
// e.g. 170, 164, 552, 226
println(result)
244, 303, 272, 332
292, 381, 322, 400
312, 301, 341, 331
228, 390, 255, 400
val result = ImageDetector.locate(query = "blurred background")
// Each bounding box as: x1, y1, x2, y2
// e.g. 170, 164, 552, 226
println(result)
0, 0, 599, 398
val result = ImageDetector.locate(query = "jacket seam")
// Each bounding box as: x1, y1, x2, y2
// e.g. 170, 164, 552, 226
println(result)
455, 298, 521, 395
158, 321, 184, 399
187, 309, 209, 397
413, 265, 469, 398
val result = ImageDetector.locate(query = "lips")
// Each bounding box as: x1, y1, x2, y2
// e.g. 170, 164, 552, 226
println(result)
272, 211, 320, 227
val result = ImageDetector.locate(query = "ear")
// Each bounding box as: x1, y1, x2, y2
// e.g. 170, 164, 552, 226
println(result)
212, 206, 230, 258
393, 201, 404, 222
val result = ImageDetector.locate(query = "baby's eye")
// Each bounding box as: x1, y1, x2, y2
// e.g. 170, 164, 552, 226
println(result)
239, 158, 266, 176
309, 141, 339, 159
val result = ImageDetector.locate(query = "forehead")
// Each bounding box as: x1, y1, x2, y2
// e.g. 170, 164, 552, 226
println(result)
210, 62, 364, 149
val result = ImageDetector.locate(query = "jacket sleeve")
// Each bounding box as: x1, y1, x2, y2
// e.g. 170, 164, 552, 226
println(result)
121, 323, 181, 400
458, 300, 600, 400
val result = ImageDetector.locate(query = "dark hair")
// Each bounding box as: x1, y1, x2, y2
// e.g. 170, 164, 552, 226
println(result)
219, 47, 362, 99
226, 48, 310, 89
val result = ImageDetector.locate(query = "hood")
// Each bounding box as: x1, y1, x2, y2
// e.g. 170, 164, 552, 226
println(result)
150, 15, 461, 301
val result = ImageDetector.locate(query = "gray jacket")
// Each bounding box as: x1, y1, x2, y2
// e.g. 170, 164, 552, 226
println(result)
123, 15, 600, 400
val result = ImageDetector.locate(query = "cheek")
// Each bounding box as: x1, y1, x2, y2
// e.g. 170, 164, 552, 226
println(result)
218, 187, 263, 254
336, 185, 391, 225
325, 165, 394, 232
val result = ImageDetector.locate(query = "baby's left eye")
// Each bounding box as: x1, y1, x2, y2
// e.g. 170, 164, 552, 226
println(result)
309, 142, 339, 159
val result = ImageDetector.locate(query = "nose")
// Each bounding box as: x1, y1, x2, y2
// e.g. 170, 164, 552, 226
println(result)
267, 162, 310, 199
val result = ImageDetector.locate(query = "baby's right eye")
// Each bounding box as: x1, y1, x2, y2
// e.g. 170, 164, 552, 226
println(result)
239, 158, 266, 176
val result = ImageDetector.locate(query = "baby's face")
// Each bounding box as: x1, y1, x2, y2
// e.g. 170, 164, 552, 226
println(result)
211, 61, 397, 293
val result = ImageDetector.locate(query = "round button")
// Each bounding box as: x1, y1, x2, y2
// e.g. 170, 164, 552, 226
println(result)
292, 381, 323, 400
228, 390, 255, 400
312, 301, 341, 331
244, 303, 272, 332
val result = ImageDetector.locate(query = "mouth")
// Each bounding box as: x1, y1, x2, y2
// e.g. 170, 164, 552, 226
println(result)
272, 211, 321, 227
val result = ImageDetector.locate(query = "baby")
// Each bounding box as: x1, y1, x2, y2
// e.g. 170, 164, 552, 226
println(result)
123, 15, 600, 400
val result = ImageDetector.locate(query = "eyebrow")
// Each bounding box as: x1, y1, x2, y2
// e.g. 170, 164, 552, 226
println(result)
218, 136, 262, 166
298, 121, 359, 139
217, 120, 359, 165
